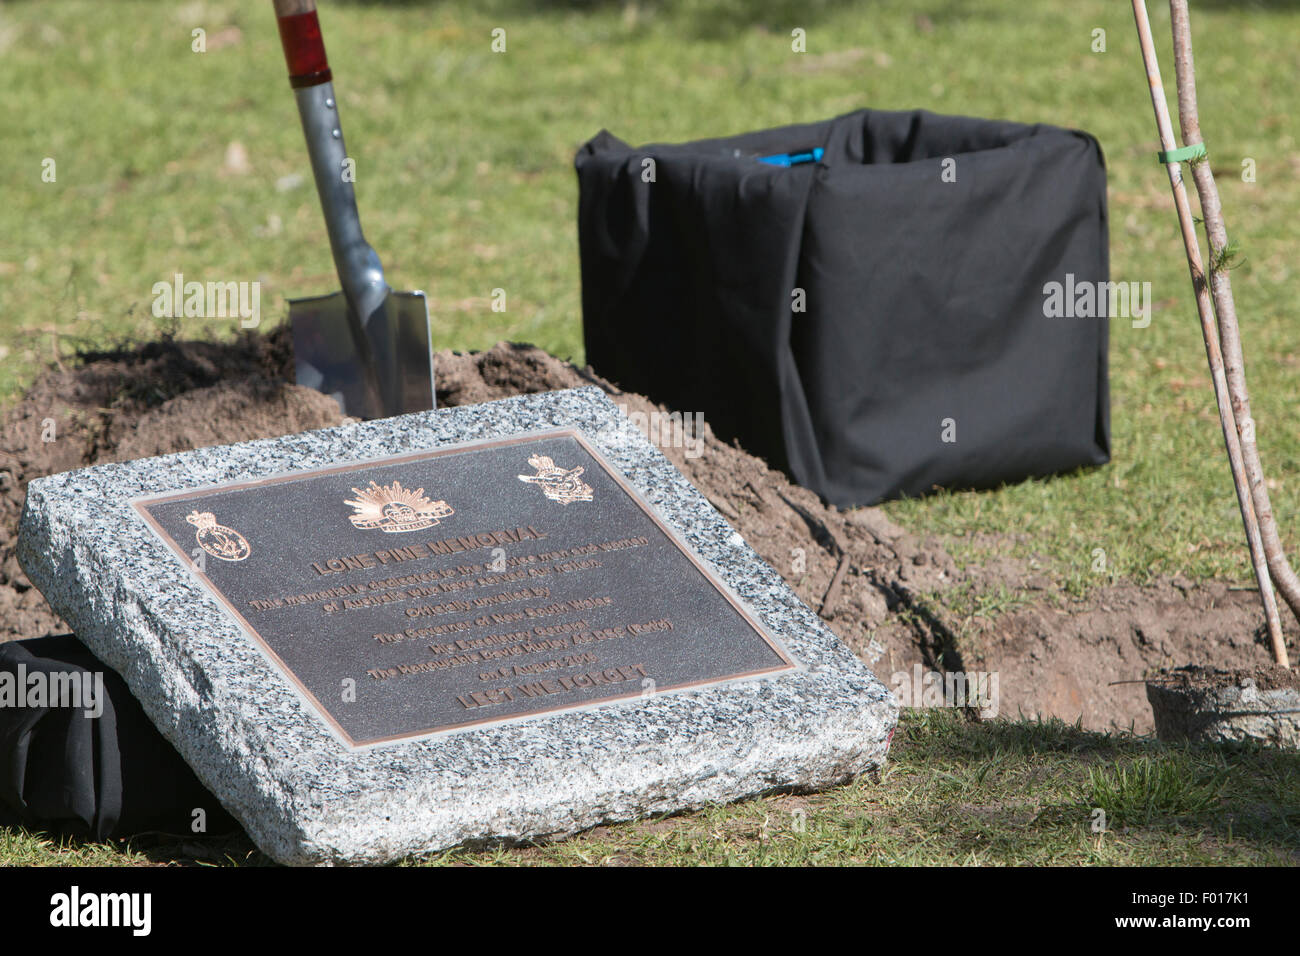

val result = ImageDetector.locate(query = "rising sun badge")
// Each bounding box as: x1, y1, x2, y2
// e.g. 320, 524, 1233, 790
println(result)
186, 511, 252, 562
517, 455, 594, 505
345, 480, 453, 533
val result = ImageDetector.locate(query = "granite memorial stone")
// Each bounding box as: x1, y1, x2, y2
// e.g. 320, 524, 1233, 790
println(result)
18, 387, 896, 864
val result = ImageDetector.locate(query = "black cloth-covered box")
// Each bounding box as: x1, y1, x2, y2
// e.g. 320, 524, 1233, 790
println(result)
575, 108, 1111, 506
0, 636, 236, 840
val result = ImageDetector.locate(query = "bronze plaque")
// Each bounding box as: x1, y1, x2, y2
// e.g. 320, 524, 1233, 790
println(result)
132, 430, 796, 747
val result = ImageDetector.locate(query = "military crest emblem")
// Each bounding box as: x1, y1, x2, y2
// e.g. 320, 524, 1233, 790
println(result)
186, 510, 252, 562
345, 480, 453, 533
517, 455, 594, 505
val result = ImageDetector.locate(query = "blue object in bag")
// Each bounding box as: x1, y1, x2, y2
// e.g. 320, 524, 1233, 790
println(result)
758, 147, 824, 167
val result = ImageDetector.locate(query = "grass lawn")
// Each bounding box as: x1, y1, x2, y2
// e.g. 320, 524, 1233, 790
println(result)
2, 0, 1299, 865
4, 710, 1297, 865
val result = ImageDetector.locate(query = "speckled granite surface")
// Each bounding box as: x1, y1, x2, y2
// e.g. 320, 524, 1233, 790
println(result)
18, 387, 896, 865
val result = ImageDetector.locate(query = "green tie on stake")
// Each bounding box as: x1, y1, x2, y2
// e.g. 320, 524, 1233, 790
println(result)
1130, 0, 1292, 669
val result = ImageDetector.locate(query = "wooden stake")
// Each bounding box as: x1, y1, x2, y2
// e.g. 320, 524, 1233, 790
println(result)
1167, 0, 1300, 648
1130, 0, 1289, 667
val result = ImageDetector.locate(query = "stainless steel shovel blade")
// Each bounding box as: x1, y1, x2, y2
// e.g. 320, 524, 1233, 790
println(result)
290, 290, 433, 420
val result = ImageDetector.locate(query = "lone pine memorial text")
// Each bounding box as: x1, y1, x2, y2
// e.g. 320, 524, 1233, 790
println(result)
132, 430, 795, 746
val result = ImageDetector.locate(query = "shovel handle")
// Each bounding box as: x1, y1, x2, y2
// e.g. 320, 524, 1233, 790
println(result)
272, 0, 388, 320
273, 0, 316, 15
273, 0, 390, 414
273, 0, 331, 88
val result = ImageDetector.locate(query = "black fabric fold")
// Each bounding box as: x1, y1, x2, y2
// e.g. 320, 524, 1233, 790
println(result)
0, 635, 237, 840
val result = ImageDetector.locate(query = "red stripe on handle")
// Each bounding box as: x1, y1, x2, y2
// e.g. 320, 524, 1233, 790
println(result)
276, 10, 329, 80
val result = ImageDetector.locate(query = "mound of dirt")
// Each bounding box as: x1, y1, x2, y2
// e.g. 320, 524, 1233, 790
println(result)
2, 332, 1294, 733
0, 330, 344, 642
934, 576, 1297, 730
1149, 662, 1300, 693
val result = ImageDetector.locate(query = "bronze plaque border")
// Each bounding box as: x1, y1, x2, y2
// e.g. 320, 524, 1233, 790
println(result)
130, 428, 798, 749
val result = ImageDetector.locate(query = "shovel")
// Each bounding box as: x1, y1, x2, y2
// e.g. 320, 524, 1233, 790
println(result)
271, 0, 434, 419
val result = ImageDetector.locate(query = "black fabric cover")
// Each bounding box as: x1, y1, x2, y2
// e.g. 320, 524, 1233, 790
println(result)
0, 635, 236, 840
575, 108, 1110, 506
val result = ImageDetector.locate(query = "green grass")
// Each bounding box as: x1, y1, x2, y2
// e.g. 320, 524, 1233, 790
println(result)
5, 0, 1298, 591
5, 710, 1297, 865
4, 0, 1300, 866
1087, 754, 1227, 828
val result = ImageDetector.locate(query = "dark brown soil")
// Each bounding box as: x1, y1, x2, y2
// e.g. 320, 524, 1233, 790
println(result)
0, 329, 344, 642
1147, 663, 1300, 693
2, 332, 1296, 733
932, 577, 1299, 730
